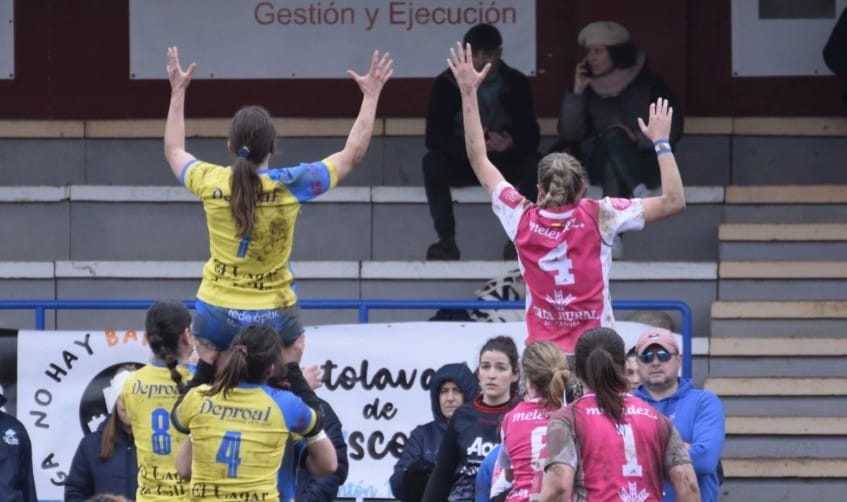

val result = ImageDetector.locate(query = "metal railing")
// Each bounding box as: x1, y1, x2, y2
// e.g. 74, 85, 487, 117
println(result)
0, 298, 693, 377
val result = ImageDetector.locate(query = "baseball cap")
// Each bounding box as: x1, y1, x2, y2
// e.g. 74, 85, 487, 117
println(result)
635, 328, 680, 355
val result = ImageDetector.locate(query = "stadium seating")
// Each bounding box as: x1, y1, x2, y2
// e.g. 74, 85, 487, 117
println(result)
1, 115, 846, 500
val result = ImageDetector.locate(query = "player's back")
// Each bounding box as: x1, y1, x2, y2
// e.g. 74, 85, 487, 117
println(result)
121, 362, 193, 501
177, 383, 316, 502
501, 399, 553, 501
561, 393, 672, 501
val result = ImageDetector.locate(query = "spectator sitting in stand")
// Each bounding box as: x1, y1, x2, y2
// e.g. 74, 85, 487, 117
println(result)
424, 23, 540, 261
557, 21, 684, 204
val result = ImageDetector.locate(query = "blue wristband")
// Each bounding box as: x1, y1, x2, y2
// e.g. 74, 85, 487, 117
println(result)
654, 141, 672, 156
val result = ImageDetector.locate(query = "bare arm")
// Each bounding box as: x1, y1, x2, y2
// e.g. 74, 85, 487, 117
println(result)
638, 98, 686, 223
325, 50, 393, 181
447, 42, 506, 195
164, 46, 197, 180
668, 464, 701, 502
540, 464, 574, 502
304, 434, 338, 476
176, 436, 192, 480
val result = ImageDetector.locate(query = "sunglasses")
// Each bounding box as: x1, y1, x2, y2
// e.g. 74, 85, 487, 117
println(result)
638, 349, 676, 363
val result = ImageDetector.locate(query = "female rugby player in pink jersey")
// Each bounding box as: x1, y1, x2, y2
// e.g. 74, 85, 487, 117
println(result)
447, 42, 685, 354
541, 328, 699, 501
497, 341, 570, 501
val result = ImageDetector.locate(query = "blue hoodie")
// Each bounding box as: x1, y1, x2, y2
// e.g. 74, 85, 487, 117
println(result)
390, 363, 479, 501
635, 378, 724, 502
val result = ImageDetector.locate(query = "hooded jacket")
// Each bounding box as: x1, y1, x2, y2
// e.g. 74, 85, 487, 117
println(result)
390, 363, 479, 501
634, 378, 724, 502
64, 416, 138, 502
0, 393, 38, 502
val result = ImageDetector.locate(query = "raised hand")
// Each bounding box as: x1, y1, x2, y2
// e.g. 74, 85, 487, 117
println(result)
166, 46, 197, 92
637, 97, 673, 142
348, 50, 393, 97
448, 41, 491, 94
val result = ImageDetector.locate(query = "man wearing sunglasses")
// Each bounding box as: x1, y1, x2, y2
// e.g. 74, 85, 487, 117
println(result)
633, 329, 724, 502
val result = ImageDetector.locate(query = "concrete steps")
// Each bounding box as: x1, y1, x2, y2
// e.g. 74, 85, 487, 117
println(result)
712, 214, 847, 496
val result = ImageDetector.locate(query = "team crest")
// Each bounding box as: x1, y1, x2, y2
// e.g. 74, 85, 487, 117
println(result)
2, 427, 18, 445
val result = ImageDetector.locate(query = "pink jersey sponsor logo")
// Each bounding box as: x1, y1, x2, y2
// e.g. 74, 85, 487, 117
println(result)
610, 197, 632, 210
499, 187, 524, 209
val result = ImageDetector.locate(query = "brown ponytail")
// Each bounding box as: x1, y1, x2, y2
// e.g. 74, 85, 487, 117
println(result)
574, 328, 628, 423
205, 325, 282, 398
145, 300, 192, 393
228, 106, 277, 239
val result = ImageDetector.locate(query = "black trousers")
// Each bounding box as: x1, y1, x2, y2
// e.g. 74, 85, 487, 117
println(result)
585, 128, 660, 198
422, 150, 539, 240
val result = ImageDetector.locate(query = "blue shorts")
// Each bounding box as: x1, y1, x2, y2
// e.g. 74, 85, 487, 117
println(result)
192, 299, 304, 351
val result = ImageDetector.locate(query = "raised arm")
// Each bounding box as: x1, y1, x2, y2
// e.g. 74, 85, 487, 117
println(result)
164, 46, 197, 180
448, 42, 505, 196
325, 50, 393, 181
638, 98, 686, 222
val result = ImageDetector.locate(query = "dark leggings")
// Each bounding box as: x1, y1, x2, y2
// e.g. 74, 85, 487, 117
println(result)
586, 128, 660, 198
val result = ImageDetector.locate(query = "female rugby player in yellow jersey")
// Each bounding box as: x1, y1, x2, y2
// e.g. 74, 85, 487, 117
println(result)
119, 300, 195, 501
174, 325, 336, 501
163, 47, 393, 368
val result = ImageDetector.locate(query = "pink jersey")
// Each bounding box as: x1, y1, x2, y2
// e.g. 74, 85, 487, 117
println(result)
546, 394, 682, 502
492, 182, 644, 353
498, 399, 553, 502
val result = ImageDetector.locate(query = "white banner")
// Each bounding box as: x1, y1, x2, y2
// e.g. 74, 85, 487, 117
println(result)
732, 0, 846, 76
14, 321, 674, 500
16, 330, 150, 502
129, 0, 536, 79
0, 0, 13, 79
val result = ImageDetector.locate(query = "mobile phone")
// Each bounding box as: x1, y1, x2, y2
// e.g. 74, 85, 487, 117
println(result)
580, 62, 593, 77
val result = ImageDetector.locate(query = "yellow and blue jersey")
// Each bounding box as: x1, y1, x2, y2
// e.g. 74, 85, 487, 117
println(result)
120, 361, 194, 501
174, 383, 318, 502
181, 158, 338, 310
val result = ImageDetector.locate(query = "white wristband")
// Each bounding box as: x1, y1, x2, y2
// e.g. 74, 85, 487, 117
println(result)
305, 430, 328, 446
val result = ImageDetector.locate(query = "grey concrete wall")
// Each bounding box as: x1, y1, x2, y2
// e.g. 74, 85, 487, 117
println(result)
719, 279, 847, 301
721, 480, 846, 502
711, 319, 847, 337
0, 202, 70, 260
731, 136, 847, 185
720, 242, 847, 261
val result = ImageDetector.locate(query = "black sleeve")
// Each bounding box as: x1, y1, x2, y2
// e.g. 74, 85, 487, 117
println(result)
296, 401, 348, 501
503, 71, 541, 156
63, 437, 93, 502
19, 426, 38, 502
421, 419, 460, 502
285, 363, 325, 435
425, 72, 466, 154
649, 76, 685, 145
824, 8, 847, 76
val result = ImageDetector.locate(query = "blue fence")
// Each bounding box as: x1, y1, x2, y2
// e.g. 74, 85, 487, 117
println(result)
0, 298, 693, 377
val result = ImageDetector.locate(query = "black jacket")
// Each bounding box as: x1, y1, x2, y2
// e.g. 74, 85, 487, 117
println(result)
64, 417, 138, 502
0, 394, 38, 502
290, 398, 348, 502
426, 60, 540, 157
390, 363, 479, 501
422, 396, 514, 502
